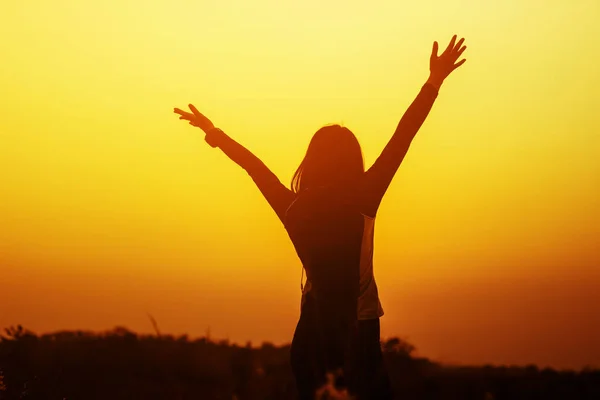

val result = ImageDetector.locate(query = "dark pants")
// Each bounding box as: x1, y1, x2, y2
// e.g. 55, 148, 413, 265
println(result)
354, 318, 394, 400
290, 294, 393, 400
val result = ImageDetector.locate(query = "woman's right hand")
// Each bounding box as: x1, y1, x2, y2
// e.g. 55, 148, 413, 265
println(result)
428, 35, 467, 89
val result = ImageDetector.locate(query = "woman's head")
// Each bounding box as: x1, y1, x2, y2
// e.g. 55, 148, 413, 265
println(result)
291, 124, 364, 193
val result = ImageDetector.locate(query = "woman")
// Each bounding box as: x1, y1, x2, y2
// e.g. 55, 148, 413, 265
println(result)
174, 36, 467, 399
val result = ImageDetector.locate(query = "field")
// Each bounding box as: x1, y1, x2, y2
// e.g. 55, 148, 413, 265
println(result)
1, 325, 598, 400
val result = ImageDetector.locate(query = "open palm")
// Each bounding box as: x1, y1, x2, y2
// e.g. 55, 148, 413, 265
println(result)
430, 35, 467, 84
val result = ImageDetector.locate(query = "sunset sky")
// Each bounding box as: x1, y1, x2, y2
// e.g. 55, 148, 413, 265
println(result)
1, 0, 599, 370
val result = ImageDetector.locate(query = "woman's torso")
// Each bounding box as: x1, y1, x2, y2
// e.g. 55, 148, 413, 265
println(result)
283, 186, 384, 320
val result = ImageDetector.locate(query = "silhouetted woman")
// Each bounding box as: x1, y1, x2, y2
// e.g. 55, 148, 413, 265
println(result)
174, 36, 467, 400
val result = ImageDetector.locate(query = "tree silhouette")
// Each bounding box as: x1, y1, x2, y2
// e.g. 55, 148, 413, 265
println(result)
0, 325, 598, 399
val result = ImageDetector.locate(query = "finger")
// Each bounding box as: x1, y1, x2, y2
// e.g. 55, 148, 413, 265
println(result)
188, 104, 203, 118
452, 58, 467, 70
174, 109, 195, 119
456, 45, 467, 58
431, 41, 439, 59
174, 108, 187, 115
444, 34, 457, 54
176, 111, 194, 119
454, 38, 465, 52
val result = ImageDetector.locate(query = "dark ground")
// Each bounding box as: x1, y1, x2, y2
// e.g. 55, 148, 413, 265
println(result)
0, 325, 598, 400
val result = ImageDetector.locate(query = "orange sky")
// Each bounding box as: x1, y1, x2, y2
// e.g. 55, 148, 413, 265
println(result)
1, 0, 599, 370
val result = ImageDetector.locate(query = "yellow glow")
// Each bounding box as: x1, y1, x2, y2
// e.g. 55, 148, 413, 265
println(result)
1, 0, 599, 369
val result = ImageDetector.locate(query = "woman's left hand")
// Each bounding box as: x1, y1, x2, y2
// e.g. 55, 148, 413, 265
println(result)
174, 104, 215, 133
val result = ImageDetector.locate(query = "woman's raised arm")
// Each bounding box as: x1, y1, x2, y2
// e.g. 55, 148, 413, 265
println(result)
358, 35, 467, 217
174, 104, 295, 223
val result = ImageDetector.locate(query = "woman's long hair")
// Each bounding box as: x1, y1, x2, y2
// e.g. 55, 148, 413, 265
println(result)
291, 125, 365, 194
